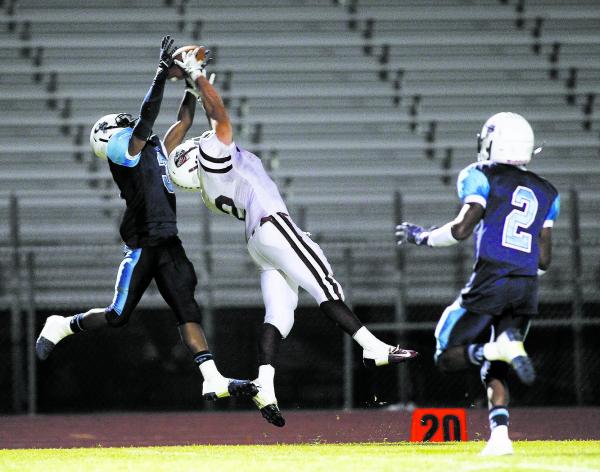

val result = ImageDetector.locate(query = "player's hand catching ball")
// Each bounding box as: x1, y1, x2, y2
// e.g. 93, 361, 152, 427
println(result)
158, 35, 177, 73
175, 48, 210, 82
396, 222, 430, 246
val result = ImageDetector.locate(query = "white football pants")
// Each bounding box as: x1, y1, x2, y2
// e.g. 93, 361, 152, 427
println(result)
247, 212, 344, 338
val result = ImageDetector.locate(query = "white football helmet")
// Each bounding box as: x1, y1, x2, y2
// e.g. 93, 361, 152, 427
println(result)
477, 112, 535, 166
89, 113, 135, 159
168, 139, 201, 191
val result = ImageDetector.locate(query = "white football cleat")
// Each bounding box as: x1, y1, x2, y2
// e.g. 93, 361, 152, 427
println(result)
480, 426, 514, 456
252, 379, 285, 427
202, 376, 258, 401
36, 315, 73, 360
484, 328, 535, 385
363, 345, 418, 367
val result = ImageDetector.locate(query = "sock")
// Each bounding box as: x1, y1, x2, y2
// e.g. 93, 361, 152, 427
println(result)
489, 406, 509, 431
193, 352, 220, 381
258, 323, 283, 366
467, 343, 485, 365
352, 326, 388, 352
68, 314, 84, 333
258, 364, 275, 386
319, 300, 363, 335
483, 341, 500, 361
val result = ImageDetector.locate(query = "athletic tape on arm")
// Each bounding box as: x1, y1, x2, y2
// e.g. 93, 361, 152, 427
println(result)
427, 222, 459, 247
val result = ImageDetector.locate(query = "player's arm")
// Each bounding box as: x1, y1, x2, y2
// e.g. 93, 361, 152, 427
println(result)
396, 202, 484, 247
128, 36, 177, 157
538, 227, 552, 271
163, 89, 197, 156
175, 49, 232, 145
538, 193, 560, 274
193, 75, 232, 145
396, 165, 488, 247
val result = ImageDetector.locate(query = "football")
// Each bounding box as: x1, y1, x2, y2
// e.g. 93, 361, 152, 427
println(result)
167, 45, 207, 80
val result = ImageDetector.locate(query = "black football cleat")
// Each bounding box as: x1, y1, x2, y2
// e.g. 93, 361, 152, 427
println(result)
202, 378, 259, 401
252, 380, 285, 427
259, 404, 286, 428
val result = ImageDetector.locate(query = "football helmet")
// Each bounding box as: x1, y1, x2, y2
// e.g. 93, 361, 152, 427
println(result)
167, 139, 201, 191
477, 112, 535, 166
89, 113, 135, 159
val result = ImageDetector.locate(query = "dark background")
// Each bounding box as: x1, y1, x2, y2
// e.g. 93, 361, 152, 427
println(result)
2, 302, 597, 414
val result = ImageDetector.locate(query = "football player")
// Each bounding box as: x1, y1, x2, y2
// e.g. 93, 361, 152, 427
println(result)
36, 36, 257, 403
167, 50, 418, 427
396, 112, 560, 455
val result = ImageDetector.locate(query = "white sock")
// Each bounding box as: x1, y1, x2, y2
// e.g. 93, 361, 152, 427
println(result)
483, 342, 500, 361
352, 326, 388, 351
258, 364, 275, 386
199, 359, 222, 382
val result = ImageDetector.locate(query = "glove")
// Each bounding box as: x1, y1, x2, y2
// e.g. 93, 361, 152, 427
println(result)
184, 77, 202, 99
158, 35, 177, 72
174, 48, 210, 82
395, 222, 430, 246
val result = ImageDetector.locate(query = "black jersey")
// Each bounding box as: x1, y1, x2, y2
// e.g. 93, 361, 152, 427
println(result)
106, 128, 177, 248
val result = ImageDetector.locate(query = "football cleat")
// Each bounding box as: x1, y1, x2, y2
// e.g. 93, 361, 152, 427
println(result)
252, 380, 285, 427
202, 377, 259, 401
480, 426, 514, 456
363, 345, 419, 367
484, 329, 535, 385
36, 315, 73, 360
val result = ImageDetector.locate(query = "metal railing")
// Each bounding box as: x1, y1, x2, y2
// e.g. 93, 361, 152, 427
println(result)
2, 188, 599, 413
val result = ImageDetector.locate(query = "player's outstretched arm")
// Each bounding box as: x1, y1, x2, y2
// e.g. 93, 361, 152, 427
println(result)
163, 89, 197, 156
175, 49, 232, 145
129, 35, 177, 157
396, 203, 484, 247
194, 75, 232, 145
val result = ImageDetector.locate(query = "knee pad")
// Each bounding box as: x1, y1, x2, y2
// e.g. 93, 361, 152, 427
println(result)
105, 307, 130, 327
264, 309, 294, 339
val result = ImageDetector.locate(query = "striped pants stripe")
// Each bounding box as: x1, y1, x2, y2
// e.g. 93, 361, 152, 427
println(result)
248, 213, 344, 307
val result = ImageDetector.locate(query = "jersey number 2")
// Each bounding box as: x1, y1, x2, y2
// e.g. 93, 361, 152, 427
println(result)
502, 186, 538, 253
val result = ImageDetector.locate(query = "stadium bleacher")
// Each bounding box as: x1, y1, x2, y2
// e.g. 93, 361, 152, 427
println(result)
0, 0, 598, 309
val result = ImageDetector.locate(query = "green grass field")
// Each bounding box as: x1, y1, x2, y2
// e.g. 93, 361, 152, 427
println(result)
1, 441, 599, 472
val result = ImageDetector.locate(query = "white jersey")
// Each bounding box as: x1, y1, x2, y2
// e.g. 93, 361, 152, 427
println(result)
196, 131, 289, 237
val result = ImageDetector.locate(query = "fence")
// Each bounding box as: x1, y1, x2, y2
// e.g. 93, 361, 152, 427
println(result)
1, 189, 599, 414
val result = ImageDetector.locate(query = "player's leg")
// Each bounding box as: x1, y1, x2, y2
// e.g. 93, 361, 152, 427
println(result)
458, 277, 537, 385
36, 246, 153, 360
480, 361, 513, 456
479, 279, 535, 457
432, 300, 513, 455
251, 268, 297, 427
250, 214, 417, 365
434, 299, 495, 373
154, 239, 257, 400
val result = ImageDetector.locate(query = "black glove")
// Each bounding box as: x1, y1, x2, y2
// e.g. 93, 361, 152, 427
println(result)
158, 35, 177, 72
132, 36, 177, 141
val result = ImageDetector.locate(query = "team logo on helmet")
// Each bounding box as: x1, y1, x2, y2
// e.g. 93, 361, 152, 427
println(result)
174, 146, 194, 168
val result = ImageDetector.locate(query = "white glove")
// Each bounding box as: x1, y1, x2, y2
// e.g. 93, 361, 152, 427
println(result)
184, 77, 201, 100
174, 48, 206, 82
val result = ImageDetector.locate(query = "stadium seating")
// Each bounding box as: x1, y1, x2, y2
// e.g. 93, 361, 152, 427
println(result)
0, 0, 598, 309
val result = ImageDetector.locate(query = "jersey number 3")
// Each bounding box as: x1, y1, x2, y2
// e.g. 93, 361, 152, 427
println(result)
502, 186, 538, 253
